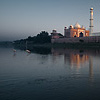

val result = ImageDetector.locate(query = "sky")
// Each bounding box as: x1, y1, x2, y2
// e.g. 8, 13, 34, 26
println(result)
0, 0, 100, 41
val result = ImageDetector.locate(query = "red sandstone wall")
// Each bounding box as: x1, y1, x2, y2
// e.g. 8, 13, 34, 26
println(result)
51, 36, 100, 43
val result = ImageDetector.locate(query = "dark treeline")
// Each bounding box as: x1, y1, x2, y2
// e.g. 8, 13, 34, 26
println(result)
14, 31, 51, 46
0, 41, 13, 47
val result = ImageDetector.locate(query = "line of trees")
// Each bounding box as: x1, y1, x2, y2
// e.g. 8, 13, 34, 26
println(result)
14, 31, 51, 45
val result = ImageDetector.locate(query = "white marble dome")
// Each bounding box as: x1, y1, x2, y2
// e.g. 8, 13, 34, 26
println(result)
69, 25, 74, 28
81, 25, 85, 29
74, 23, 81, 28
90, 7, 93, 10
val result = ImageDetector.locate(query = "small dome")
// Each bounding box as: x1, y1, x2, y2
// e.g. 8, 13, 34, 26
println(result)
52, 29, 57, 33
81, 25, 85, 29
90, 7, 93, 10
69, 25, 74, 29
65, 27, 67, 29
74, 23, 81, 28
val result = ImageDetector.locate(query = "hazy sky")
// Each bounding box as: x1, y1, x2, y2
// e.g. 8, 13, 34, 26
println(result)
0, 0, 100, 41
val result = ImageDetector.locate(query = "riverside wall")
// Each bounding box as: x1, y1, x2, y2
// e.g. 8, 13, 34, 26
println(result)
51, 36, 100, 43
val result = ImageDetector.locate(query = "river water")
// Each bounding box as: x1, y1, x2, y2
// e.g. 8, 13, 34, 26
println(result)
0, 47, 100, 100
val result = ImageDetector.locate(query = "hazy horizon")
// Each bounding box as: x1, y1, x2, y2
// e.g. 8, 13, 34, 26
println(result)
0, 0, 100, 41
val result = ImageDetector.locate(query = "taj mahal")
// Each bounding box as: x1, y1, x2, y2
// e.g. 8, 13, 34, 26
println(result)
64, 23, 89, 38
51, 8, 100, 43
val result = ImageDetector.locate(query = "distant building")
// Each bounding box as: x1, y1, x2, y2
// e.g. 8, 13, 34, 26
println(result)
51, 29, 63, 39
64, 23, 89, 38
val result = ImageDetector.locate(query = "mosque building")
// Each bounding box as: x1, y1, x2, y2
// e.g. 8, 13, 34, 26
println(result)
51, 23, 89, 39
64, 23, 89, 38
51, 7, 100, 43
51, 7, 93, 39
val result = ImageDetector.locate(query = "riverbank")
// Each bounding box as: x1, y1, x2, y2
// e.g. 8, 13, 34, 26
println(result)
51, 43, 100, 49
0, 41, 13, 47
13, 42, 100, 49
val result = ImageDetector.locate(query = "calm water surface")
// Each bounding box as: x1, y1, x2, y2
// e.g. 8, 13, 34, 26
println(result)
0, 47, 100, 100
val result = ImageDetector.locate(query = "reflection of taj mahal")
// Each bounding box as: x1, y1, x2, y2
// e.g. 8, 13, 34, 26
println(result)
51, 48, 89, 68
64, 23, 89, 38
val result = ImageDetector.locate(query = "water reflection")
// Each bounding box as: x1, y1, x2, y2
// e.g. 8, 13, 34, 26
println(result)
51, 48, 100, 84
14, 45, 51, 55
1, 47, 100, 100
52, 48, 89, 67
13, 52, 16, 57
89, 57, 93, 83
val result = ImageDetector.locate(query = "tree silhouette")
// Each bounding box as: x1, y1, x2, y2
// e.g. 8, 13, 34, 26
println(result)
14, 31, 51, 45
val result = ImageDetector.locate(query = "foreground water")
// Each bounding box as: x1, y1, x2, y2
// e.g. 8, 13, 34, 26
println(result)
0, 47, 100, 100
